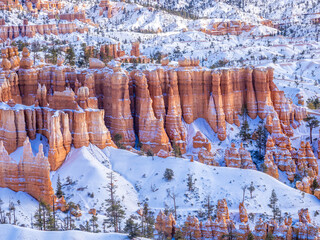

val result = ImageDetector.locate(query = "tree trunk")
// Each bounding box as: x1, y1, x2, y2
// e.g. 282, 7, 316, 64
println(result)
310, 127, 313, 144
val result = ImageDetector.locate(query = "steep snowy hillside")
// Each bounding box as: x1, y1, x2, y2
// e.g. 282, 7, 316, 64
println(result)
1, 142, 320, 229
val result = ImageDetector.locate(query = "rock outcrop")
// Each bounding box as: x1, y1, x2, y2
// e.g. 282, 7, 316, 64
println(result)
0, 139, 54, 205
103, 61, 135, 146
225, 143, 256, 169
0, 51, 311, 208
156, 201, 319, 240
193, 131, 211, 151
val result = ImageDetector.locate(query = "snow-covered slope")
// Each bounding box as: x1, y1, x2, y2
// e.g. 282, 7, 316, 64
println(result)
107, 147, 320, 224
2, 140, 320, 229
129, 0, 320, 21
0, 224, 128, 240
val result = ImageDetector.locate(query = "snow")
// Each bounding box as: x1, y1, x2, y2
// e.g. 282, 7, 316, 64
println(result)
0, 224, 128, 240
1, 0, 320, 236
107, 147, 320, 225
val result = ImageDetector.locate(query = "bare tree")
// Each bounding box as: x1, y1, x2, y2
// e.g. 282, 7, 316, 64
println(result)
167, 188, 178, 220
241, 185, 247, 203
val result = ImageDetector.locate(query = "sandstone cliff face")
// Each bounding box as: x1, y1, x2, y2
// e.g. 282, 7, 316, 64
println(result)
0, 139, 54, 205
0, 51, 313, 209
103, 62, 136, 146
0, 23, 87, 41
0, 54, 309, 166
18, 48, 38, 105
132, 71, 171, 154
225, 143, 256, 169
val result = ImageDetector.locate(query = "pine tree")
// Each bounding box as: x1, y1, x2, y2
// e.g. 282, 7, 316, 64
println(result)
34, 202, 44, 230
45, 204, 56, 231
172, 141, 182, 157
268, 189, 281, 221
238, 120, 251, 143
48, 46, 60, 64
56, 175, 64, 199
254, 121, 267, 158
85, 220, 91, 232
113, 134, 124, 149
248, 182, 255, 199
9, 202, 16, 225
163, 168, 174, 181
312, 179, 319, 194
65, 46, 75, 66
142, 203, 155, 238
203, 195, 214, 219
187, 173, 196, 192
266, 232, 275, 239
105, 172, 126, 232
90, 214, 99, 232
247, 232, 254, 240
304, 115, 320, 144
0, 198, 4, 223
124, 215, 141, 239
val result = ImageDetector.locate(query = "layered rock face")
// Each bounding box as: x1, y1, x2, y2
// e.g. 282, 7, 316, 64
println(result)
0, 0, 22, 11
0, 50, 310, 204
204, 21, 255, 36
225, 143, 256, 169
132, 71, 171, 153
99, 0, 113, 18
103, 62, 136, 146
0, 22, 87, 41
156, 200, 318, 240
0, 53, 307, 161
0, 139, 54, 205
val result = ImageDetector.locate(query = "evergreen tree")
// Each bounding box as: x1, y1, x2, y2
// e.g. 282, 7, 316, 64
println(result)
113, 134, 124, 149
48, 46, 60, 64
268, 189, 281, 221
105, 172, 126, 232
304, 115, 320, 144
56, 175, 64, 199
65, 46, 76, 66
203, 195, 214, 219
187, 173, 196, 192
9, 202, 16, 225
254, 121, 267, 158
31, 41, 41, 63
247, 232, 254, 240
45, 204, 56, 231
163, 168, 174, 181
248, 182, 255, 199
238, 120, 251, 143
172, 141, 182, 157
266, 233, 275, 240
141, 203, 155, 238
85, 220, 91, 232
33, 202, 55, 230
312, 179, 319, 194
90, 214, 99, 232
34, 202, 44, 230
124, 215, 141, 239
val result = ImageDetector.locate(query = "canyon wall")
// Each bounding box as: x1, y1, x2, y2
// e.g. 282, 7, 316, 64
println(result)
0, 47, 307, 203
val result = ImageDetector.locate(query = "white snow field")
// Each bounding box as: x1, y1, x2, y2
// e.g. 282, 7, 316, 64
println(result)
0, 224, 128, 240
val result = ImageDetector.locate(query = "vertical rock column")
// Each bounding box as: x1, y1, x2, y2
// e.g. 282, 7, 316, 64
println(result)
18, 48, 38, 106
103, 62, 136, 146
133, 71, 171, 154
